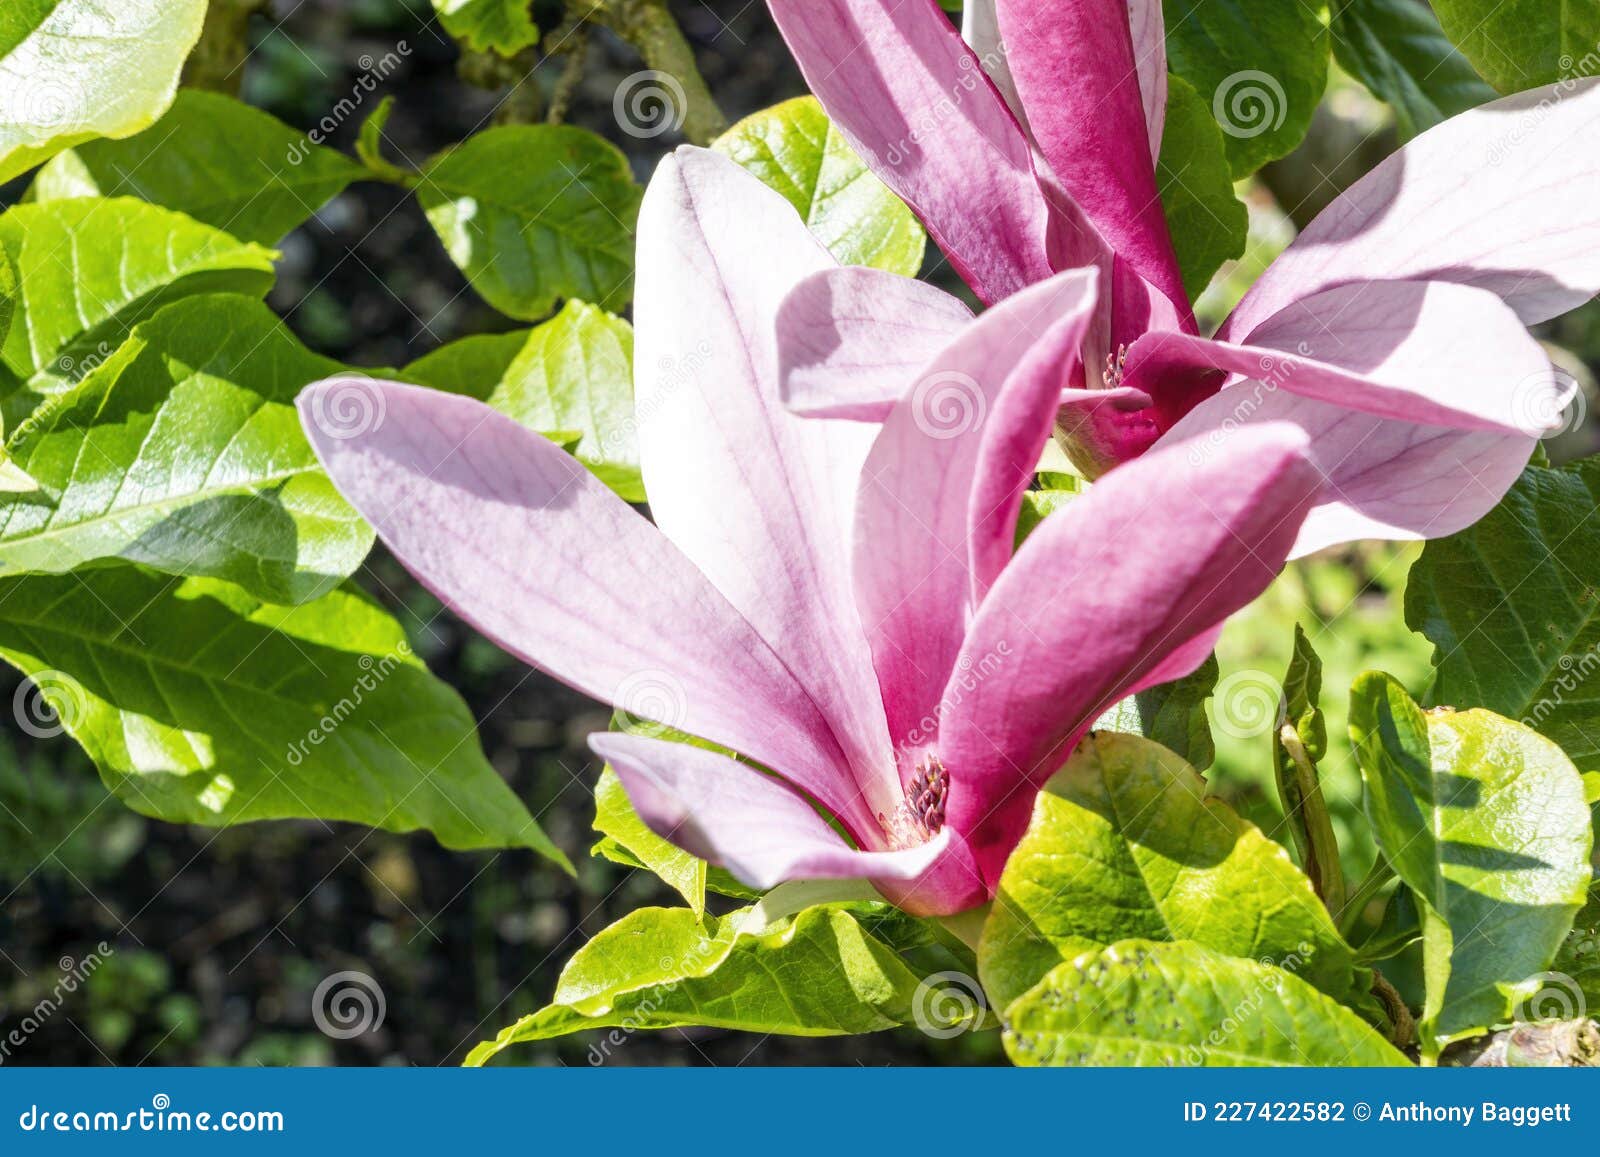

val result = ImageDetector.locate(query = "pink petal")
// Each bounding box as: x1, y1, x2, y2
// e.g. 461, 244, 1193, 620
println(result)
777, 267, 974, 420
995, 0, 1188, 317
1128, 280, 1563, 436
854, 269, 1099, 750
635, 149, 897, 825
1225, 78, 1600, 336
1160, 387, 1536, 558
1128, 0, 1168, 160
961, 0, 1024, 123
592, 732, 950, 891
297, 379, 875, 836
939, 423, 1320, 884
767, 0, 1058, 304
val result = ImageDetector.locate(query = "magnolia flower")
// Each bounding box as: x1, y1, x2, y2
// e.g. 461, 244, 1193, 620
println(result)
298, 149, 1321, 916
768, 0, 1595, 555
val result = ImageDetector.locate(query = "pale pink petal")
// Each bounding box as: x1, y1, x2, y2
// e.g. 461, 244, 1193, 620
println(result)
592, 732, 949, 890
1226, 78, 1600, 336
939, 424, 1320, 884
298, 379, 874, 835
1128, 281, 1565, 436
961, 0, 1024, 123
1128, 0, 1167, 160
777, 267, 973, 420
995, 0, 1188, 316
855, 269, 1098, 749
767, 0, 1058, 304
635, 149, 896, 824
1160, 386, 1536, 558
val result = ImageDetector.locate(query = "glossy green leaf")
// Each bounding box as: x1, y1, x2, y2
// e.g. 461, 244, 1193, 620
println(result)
1551, 882, 1600, 1011
400, 302, 641, 500
1005, 940, 1407, 1067
714, 96, 926, 276
1163, 0, 1330, 176
1094, 653, 1219, 770
0, 198, 277, 414
1350, 673, 1592, 1052
430, 0, 540, 56
1431, 0, 1600, 92
1406, 462, 1600, 772
978, 732, 1359, 1012
416, 126, 641, 320
0, 567, 568, 867
1013, 477, 1082, 548
1331, 0, 1495, 138
0, 1, 207, 183
31, 90, 367, 244
467, 903, 984, 1063
592, 766, 707, 915
0, 295, 371, 604
1156, 75, 1248, 301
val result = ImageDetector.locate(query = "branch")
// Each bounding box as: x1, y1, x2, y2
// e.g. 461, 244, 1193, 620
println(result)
579, 0, 728, 144
181, 0, 269, 96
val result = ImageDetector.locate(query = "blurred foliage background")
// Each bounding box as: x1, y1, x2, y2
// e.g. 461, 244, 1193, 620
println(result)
1, 0, 1596, 1066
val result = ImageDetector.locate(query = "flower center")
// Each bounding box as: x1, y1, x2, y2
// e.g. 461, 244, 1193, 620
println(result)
905, 756, 949, 835
1102, 344, 1129, 390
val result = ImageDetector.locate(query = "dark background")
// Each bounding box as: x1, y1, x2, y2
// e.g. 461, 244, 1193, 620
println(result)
0, 0, 1009, 1067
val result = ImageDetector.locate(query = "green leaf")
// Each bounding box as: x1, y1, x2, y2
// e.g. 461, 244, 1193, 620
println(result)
1551, 881, 1600, 1011
1013, 479, 1082, 548
0, 0, 208, 183
1349, 673, 1593, 1053
978, 732, 1359, 1013
0, 295, 372, 604
1005, 940, 1407, 1066
400, 302, 641, 500
0, 198, 277, 415
430, 0, 540, 57
714, 97, 926, 276
1275, 624, 1345, 913
416, 126, 641, 320
1156, 75, 1248, 301
1094, 652, 1219, 769
1331, 0, 1495, 138
1163, 0, 1331, 176
1406, 462, 1600, 772
354, 97, 409, 184
593, 766, 707, 915
0, 567, 567, 867
30, 90, 367, 244
467, 903, 983, 1063
1430, 0, 1600, 92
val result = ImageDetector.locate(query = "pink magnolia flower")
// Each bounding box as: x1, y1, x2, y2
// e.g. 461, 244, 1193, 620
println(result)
298, 150, 1321, 916
769, 0, 1594, 555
